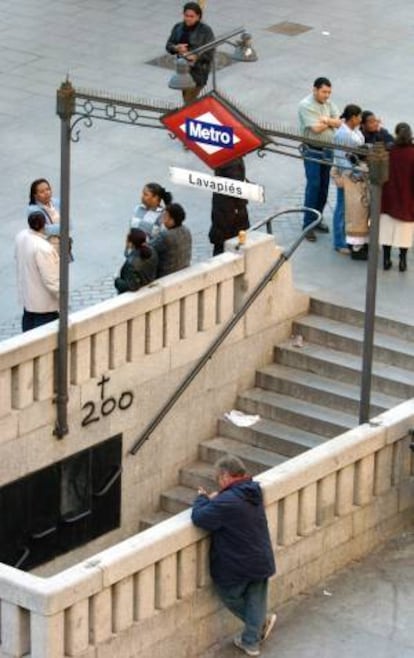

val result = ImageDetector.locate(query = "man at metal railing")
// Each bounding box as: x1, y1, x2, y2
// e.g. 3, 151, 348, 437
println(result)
298, 77, 342, 242
192, 455, 277, 656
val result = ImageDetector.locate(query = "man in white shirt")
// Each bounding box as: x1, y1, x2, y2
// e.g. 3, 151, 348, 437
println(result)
298, 77, 342, 241
15, 212, 59, 332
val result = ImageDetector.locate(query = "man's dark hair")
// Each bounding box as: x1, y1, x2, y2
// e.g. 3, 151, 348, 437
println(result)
361, 110, 374, 125
313, 77, 331, 89
28, 211, 46, 232
183, 2, 202, 17
340, 104, 362, 121
215, 455, 246, 477
165, 203, 186, 226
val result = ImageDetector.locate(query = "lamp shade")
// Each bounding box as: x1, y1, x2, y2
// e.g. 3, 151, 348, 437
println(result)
168, 58, 196, 90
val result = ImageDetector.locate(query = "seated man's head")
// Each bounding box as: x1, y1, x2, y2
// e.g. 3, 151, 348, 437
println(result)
163, 203, 186, 229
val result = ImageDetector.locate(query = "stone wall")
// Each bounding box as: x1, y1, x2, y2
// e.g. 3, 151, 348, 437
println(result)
0, 232, 308, 574
0, 401, 412, 657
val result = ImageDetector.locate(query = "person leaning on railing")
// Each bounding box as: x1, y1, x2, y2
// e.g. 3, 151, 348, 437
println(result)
298, 77, 342, 242
192, 455, 277, 656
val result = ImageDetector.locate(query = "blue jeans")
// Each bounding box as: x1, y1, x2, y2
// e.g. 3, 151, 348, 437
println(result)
215, 579, 268, 648
332, 187, 347, 249
22, 309, 59, 332
303, 148, 332, 228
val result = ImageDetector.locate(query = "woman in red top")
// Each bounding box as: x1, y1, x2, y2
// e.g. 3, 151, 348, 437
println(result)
380, 123, 414, 271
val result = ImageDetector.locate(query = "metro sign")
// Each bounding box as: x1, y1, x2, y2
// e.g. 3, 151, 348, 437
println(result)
161, 92, 266, 168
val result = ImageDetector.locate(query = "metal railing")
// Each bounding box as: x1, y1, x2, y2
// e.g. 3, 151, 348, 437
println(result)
129, 207, 321, 455
55, 80, 377, 439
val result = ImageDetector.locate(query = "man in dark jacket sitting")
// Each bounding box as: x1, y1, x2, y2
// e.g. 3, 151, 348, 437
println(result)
192, 455, 277, 656
166, 1, 215, 104
150, 203, 192, 277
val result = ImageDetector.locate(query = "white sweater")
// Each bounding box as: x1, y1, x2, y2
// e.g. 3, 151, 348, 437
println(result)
15, 228, 59, 313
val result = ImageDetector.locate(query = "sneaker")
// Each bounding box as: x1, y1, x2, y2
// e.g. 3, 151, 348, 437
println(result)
315, 221, 330, 233
335, 247, 350, 255
261, 613, 277, 642
305, 229, 317, 242
233, 635, 260, 656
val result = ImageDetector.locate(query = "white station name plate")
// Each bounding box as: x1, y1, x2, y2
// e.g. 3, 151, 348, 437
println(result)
169, 166, 265, 203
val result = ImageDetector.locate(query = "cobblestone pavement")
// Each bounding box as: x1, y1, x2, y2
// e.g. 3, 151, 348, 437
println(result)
200, 530, 414, 658
2, 0, 414, 337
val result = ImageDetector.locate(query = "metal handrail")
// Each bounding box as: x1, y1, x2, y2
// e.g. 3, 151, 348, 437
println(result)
129, 208, 321, 455
249, 206, 322, 235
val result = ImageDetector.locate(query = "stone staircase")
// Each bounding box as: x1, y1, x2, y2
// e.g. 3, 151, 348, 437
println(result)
139, 298, 414, 529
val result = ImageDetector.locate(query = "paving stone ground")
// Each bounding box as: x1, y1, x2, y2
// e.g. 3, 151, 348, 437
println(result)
200, 530, 414, 658
3, 0, 414, 341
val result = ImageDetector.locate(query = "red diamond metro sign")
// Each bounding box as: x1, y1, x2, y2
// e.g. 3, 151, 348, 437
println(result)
161, 92, 266, 169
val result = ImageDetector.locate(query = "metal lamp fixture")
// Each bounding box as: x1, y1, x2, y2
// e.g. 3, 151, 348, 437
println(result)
168, 57, 196, 90
168, 27, 258, 91
232, 32, 258, 62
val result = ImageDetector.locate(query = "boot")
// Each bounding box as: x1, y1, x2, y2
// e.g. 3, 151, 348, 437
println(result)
383, 245, 392, 270
399, 248, 407, 272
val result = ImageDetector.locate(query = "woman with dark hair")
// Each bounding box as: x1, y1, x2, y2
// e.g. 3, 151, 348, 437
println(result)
28, 178, 61, 239
27, 178, 74, 260
331, 104, 368, 258
166, 2, 215, 104
380, 122, 414, 272
130, 182, 173, 239
115, 229, 158, 293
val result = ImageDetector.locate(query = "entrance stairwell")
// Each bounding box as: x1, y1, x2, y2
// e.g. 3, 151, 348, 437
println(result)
140, 297, 414, 529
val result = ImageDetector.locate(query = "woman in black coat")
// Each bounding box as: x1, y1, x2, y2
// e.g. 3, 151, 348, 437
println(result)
114, 229, 158, 294
209, 158, 250, 256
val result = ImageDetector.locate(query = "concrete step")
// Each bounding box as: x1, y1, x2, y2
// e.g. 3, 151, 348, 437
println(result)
161, 441, 289, 517
256, 363, 403, 417
198, 437, 287, 472
139, 509, 172, 531
179, 461, 217, 491
292, 314, 414, 369
237, 388, 356, 438
274, 342, 414, 399
217, 416, 325, 457
310, 298, 414, 341
160, 485, 196, 515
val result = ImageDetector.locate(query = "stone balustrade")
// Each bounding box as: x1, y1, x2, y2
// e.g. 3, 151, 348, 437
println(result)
0, 401, 413, 657
0, 232, 308, 567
